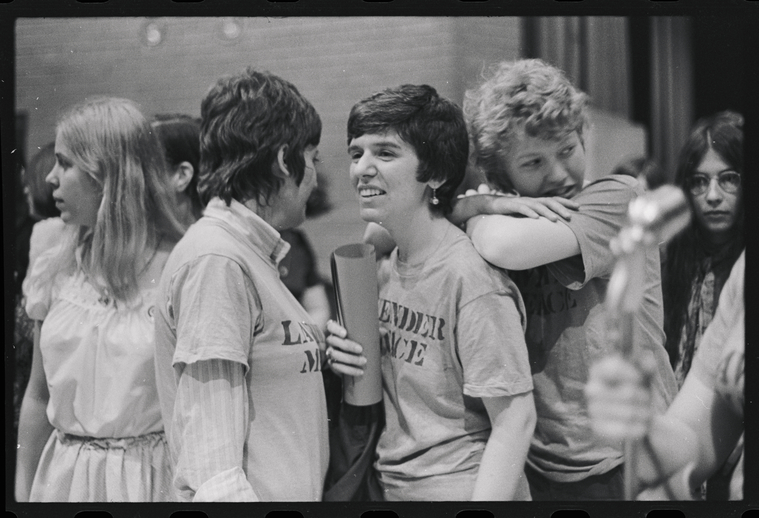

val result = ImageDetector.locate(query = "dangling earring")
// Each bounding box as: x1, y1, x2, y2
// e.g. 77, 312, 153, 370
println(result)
430, 188, 440, 206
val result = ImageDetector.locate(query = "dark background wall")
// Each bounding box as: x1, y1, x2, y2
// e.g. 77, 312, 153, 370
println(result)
691, 16, 744, 121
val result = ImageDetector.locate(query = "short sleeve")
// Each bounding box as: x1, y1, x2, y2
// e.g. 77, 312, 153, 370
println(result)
28, 218, 66, 274
168, 254, 262, 371
23, 244, 63, 321
457, 284, 533, 398
547, 175, 640, 289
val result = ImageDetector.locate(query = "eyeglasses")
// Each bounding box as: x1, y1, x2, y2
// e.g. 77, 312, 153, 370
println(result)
687, 171, 741, 196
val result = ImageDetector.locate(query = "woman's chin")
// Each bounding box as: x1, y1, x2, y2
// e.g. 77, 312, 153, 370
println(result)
358, 207, 383, 225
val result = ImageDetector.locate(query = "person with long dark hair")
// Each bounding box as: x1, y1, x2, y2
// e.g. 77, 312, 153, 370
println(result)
661, 111, 744, 388
13, 142, 62, 442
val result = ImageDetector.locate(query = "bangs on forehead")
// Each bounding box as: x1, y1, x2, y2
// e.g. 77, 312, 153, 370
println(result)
349, 125, 408, 146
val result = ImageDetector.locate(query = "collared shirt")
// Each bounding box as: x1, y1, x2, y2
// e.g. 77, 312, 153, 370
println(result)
154, 197, 329, 501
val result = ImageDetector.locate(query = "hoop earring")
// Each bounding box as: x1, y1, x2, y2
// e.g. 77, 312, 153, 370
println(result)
430, 188, 440, 206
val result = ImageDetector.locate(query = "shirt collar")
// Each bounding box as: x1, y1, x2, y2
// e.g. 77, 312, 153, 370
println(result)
203, 197, 291, 266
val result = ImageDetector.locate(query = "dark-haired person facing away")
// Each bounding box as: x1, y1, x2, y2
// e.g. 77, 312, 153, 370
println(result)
151, 114, 204, 227
13, 142, 62, 443
153, 68, 329, 501
326, 84, 536, 501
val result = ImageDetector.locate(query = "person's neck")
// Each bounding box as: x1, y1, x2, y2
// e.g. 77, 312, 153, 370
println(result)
390, 211, 450, 266
176, 197, 199, 228
700, 226, 734, 251
242, 196, 287, 232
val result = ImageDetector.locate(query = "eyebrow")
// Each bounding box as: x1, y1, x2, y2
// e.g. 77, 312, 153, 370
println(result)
348, 140, 402, 151
372, 140, 402, 148
694, 167, 736, 175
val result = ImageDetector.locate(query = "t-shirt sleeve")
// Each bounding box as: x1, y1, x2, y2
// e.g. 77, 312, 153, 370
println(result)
457, 282, 533, 398
547, 175, 641, 289
690, 251, 745, 389
23, 244, 62, 321
169, 254, 262, 371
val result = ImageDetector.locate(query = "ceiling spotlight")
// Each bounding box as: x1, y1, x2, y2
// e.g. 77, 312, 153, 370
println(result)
141, 19, 166, 47
217, 18, 244, 44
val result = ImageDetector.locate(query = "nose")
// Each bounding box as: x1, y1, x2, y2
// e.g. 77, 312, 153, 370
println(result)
352, 153, 377, 179
704, 177, 724, 205
46, 165, 58, 186
548, 159, 569, 184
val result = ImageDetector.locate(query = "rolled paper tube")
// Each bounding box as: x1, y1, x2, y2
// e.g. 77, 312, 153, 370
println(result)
330, 243, 383, 406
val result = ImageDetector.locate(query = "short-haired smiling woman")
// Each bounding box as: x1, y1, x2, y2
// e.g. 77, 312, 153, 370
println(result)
326, 84, 537, 501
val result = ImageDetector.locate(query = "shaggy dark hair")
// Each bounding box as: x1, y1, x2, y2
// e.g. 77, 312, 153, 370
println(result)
198, 67, 321, 206
347, 84, 469, 216
25, 142, 60, 219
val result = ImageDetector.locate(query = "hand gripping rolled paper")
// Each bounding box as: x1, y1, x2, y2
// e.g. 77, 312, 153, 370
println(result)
330, 243, 383, 406
606, 184, 691, 499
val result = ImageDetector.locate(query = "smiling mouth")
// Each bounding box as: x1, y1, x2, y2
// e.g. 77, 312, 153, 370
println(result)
358, 187, 386, 198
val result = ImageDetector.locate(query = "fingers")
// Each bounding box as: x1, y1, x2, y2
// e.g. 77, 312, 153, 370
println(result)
551, 196, 581, 209
534, 198, 578, 221
476, 183, 493, 195
489, 197, 542, 220
325, 319, 347, 338
585, 355, 653, 441
586, 374, 651, 435
457, 184, 499, 199
487, 196, 578, 222
325, 323, 363, 355
325, 319, 366, 377
326, 344, 367, 377
521, 202, 554, 221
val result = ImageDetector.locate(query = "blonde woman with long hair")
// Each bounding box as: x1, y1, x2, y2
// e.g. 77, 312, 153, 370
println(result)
15, 97, 186, 502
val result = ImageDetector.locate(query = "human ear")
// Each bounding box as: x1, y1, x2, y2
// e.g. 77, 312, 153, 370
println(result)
275, 145, 291, 177
172, 162, 194, 193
